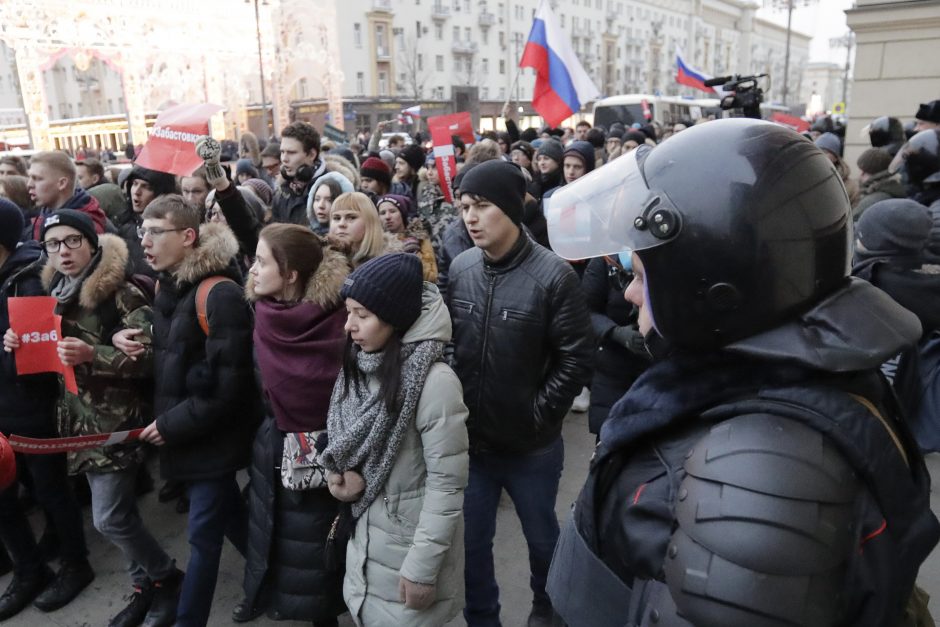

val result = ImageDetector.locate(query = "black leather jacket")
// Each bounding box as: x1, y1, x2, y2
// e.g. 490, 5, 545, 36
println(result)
447, 232, 593, 454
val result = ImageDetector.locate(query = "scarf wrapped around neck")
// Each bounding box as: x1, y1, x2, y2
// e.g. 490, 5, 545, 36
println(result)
320, 338, 444, 518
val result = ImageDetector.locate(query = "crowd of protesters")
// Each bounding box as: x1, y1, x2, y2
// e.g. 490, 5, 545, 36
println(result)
0, 97, 938, 627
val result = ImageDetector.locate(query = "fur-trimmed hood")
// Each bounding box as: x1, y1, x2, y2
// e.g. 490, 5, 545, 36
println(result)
41, 233, 129, 309
324, 154, 361, 190
173, 222, 240, 286
245, 243, 350, 309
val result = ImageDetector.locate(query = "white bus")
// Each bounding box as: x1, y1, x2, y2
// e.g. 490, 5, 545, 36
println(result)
593, 94, 722, 129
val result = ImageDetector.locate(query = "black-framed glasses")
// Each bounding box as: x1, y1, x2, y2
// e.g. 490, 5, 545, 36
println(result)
137, 226, 185, 239
42, 234, 84, 253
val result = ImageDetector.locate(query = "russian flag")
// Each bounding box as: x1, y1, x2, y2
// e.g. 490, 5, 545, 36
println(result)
675, 46, 716, 94
520, 0, 600, 128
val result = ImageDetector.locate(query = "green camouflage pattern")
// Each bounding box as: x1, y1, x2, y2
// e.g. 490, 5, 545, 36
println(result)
417, 178, 459, 260
57, 281, 153, 474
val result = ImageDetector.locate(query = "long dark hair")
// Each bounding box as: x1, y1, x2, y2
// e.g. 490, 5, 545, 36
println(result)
341, 333, 404, 414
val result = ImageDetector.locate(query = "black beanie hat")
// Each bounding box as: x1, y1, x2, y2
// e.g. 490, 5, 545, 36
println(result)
510, 141, 535, 161
856, 148, 893, 176
857, 199, 932, 253
458, 160, 526, 224
340, 253, 424, 331
40, 209, 99, 250
0, 198, 23, 252
563, 140, 596, 174
536, 139, 564, 165
624, 130, 648, 145
400, 144, 427, 172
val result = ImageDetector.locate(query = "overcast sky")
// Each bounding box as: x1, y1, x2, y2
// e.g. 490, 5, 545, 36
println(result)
756, 0, 855, 64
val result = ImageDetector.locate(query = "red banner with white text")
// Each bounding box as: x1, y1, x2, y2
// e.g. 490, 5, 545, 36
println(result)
135, 103, 224, 176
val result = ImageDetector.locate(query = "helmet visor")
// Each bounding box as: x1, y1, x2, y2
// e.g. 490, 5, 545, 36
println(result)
546, 146, 677, 260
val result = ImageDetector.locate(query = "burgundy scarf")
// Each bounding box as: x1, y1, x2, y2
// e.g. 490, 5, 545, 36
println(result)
253, 298, 346, 432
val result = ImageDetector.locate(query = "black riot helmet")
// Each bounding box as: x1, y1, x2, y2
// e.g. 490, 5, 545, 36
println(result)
869, 116, 905, 154
545, 118, 852, 350
890, 129, 940, 187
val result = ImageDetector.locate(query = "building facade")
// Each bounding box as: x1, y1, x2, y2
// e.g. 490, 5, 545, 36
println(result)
844, 0, 940, 168
282, 0, 810, 134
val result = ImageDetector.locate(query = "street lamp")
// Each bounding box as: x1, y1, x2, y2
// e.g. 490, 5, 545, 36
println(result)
765, 0, 815, 106
829, 31, 855, 111
248, 0, 272, 138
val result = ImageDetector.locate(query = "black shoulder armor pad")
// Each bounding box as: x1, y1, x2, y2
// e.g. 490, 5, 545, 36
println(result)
663, 413, 862, 627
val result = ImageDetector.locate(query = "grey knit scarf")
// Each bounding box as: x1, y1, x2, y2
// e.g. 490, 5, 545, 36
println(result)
320, 339, 444, 518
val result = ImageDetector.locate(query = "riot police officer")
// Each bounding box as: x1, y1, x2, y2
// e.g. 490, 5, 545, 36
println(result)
543, 118, 939, 627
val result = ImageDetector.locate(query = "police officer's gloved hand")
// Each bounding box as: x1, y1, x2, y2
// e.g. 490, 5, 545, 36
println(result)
609, 325, 647, 356
195, 136, 228, 189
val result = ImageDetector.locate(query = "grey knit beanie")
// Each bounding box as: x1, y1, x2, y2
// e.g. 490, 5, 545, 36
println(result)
856, 199, 932, 253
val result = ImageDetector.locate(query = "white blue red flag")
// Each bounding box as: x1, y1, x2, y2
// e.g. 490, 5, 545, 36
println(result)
675, 47, 717, 94
520, 0, 600, 128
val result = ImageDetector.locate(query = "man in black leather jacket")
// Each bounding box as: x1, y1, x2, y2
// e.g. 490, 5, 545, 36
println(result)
446, 159, 593, 627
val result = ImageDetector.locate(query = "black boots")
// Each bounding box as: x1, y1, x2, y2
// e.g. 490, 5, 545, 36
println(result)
109, 582, 155, 627
0, 565, 54, 620
142, 568, 184, 627
33, 558, 95, 612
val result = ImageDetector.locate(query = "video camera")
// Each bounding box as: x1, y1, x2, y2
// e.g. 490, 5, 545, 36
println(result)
703, 74, 768, 119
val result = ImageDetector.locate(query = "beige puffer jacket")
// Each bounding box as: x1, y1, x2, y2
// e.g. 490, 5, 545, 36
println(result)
343, 283, 469, 627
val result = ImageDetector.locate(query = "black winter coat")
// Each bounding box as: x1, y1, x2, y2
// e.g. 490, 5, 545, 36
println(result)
115, 208, 154, 278
0, 242, 57, 437
152, 223, 261, 480
242, 417, 345, 621
271, 161, 325, 225
436, 218, 474, 303
581, 257, 648, 434
447, 232, 593, 454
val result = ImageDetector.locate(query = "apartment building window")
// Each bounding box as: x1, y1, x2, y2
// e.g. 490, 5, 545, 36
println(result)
418, 53, 424, 70
354, 23, 362, 47
434, 86, 444, 99
498, 31, 504, 47
376, 24, 387, 53
464, 0, 470, 11
416, 20, 422, 37
436, 24, 443, 39
498, 87, 505, 100
453, 26, 460, 40
560, 14, 565, 27
436, 55, 444, 71
499, 59, 505, 74
453, 0, 459, 10
395, 27, 405, 49
378, 71, 388, 95
482, 58, 489, 73
464, 27, 471, 40
482, 87, 489, 99
454, 57, 463, 72
357, 72, 365, 94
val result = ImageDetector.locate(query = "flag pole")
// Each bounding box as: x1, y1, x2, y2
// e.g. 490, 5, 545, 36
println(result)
503, 66, 522, 119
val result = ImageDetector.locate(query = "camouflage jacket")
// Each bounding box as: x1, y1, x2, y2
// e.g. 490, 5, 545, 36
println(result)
43, 234, 154, 474
416, 176, 459, 264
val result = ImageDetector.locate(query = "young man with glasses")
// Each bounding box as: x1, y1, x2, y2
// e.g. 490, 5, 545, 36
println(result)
6, 209, 183, 626
121, 194, 260, 626
0, 204, 90, 621
116, 166, 178, 277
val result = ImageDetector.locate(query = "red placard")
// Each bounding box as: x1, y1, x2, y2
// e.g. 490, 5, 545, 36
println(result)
427, 112, 475, 147
771, 112, 810, 133
135, 103, 224, 177
8, 296, 78, 394
428, 112, 476, 204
